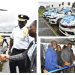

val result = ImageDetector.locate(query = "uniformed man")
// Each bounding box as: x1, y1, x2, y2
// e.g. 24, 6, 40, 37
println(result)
8, 14, 34, 73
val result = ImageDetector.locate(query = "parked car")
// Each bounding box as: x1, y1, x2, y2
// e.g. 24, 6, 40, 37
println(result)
49, 7, 72, 24
43, 8, 56, 19
59, 15, 75, 36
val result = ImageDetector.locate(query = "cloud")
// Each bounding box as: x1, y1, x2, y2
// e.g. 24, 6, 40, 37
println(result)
0, 0, 37, 26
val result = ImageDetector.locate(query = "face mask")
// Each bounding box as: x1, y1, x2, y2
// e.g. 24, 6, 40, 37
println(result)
18, 21, 27, 28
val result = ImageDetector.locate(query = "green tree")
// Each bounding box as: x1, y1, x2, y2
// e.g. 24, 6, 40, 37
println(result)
38, 6, 46, 17
39, 6, 45, 10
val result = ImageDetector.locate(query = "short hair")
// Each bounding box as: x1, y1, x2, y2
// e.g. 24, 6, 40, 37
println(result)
68, 43, 72, 45
51, 40, 57, 45
62, 45, 67, 49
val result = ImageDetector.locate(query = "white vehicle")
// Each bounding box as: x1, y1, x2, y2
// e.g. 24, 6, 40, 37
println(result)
59, 16, 75, 36
43, 8, 56, 18
45, 10, 58, 20
49, 7, 72, 24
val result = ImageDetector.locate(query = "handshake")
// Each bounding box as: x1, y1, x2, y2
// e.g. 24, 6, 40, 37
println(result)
0, 54, 10, 62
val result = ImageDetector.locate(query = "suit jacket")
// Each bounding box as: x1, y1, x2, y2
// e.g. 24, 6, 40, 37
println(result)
9, 41, 34, 61
30, 48, 36, 72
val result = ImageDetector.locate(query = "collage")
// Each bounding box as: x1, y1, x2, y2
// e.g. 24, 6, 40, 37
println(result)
0, 0, 75, 75
38, 0, 75, 74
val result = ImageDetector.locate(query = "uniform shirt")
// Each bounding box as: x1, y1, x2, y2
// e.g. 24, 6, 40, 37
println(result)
11, 26, 34, 49
27, 41, 36, 61
45, 47, 59, 71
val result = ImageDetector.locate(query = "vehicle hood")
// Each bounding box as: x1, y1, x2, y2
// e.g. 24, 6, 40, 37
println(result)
60, 16, 75, 26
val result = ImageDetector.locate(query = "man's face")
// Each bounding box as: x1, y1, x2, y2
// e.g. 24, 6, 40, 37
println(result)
29, 25, 36, 38
52, 41, 57, 49
68, 44, 72, 49
18, 20, 27, 28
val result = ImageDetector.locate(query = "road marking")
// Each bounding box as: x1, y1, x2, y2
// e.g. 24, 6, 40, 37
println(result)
42, 18, 58, 36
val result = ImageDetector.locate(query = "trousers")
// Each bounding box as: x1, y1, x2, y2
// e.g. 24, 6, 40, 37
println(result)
9, 48, 31, 73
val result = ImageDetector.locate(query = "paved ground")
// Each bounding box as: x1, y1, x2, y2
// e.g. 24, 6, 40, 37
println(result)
38, 17, 64, 36
1, 61, 19, 73
2, 61, 10, 73
39, 17, 57, 36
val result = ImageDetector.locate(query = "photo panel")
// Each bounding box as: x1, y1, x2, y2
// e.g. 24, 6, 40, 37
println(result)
38, 1, 75, 36
40, 38, 75, 73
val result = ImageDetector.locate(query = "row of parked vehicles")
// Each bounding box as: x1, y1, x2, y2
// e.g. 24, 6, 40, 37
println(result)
43, 7, 75, 36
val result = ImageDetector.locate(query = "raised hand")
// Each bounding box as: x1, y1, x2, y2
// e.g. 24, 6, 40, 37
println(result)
43, 69, 48, 73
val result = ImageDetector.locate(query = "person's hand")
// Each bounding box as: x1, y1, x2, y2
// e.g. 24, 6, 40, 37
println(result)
0, 54, 9, 62
58, 66, 62, 68
64, 61, 70, 66
0, 54, 6, 62
43, 69, 48, 73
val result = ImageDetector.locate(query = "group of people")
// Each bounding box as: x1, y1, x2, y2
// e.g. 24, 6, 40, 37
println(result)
0, 14, 37, 73
44, 40, 74, 73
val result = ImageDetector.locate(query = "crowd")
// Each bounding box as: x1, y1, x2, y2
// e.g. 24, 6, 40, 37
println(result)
44, 40, 75, 73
